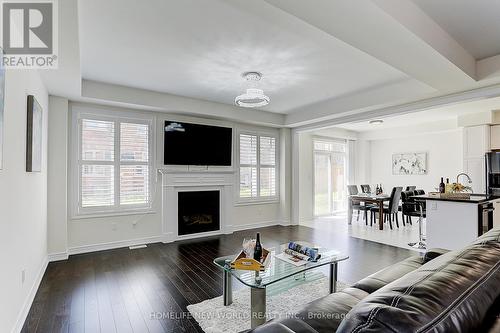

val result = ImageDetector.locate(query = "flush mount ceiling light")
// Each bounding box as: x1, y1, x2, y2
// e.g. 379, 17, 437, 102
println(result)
235, 72, 270, 108
369, 119, 384, 125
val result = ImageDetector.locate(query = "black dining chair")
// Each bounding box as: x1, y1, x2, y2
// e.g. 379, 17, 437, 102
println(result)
370, 187, 403, 229
400, 190, 416, 225
360, 184, 371, 194
347, 185, 361, 222
406, 186, 416, 191
348, 185, 373, 224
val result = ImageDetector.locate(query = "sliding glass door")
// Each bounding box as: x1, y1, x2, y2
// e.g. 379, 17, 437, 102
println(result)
314, 139, 347, 216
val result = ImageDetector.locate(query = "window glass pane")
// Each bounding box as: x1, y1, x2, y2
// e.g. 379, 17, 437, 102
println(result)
81, 165, 114, 207
260, 136, 276, 166
120, 165, 149, 205
121, 123, 149, 162
240, 134, 257, 165
81, 119, 114, 161
260, 167, 276, 197
240, 166, 257, 197
314, 140, 345, 153
314, 153, 331, 216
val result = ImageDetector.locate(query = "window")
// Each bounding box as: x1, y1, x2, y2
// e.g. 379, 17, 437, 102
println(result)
239, 133, 278, 201
74, 112, 153, 216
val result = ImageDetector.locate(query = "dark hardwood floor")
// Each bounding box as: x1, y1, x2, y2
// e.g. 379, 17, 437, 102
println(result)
21, 225, 414, 333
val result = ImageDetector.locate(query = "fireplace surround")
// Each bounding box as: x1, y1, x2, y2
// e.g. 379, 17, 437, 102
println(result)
160, 169, 234, 242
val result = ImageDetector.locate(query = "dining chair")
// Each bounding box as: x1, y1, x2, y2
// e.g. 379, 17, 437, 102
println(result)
360, 184, 371, 194
370, 187, 403, 229
401, 190, 416, 225
406, 186, 416, 191
347, 185, 361, 222
348, 185, 373, 224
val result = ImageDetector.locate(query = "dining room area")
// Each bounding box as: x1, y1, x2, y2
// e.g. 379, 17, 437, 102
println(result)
294, 100, 494, 252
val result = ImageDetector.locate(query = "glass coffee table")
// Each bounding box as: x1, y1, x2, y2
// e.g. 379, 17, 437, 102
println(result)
213, 244, 348, 328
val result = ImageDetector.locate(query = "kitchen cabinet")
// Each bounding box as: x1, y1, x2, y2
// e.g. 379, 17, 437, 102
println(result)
491, 125, 500, 150
463, 125, 489, 194
494, 200, 500, 228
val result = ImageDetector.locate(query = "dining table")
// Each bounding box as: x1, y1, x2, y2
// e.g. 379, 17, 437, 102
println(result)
348, 194, 391, 230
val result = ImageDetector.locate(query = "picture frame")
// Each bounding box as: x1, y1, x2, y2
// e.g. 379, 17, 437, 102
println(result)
26, 95, 43, 172
392, 152, 427, 175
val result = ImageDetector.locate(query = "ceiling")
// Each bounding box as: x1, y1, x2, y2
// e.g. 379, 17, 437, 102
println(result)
79, 0, 408, 114
41, 0, 500, 128
336, 96, 500, 132
412, 0, 500, 60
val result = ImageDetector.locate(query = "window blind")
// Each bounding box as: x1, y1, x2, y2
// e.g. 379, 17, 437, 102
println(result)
239, 133, 277, 199
78, 117, 151, 212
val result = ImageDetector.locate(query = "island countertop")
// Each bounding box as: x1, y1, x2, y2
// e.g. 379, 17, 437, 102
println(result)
413, 194, 498, 204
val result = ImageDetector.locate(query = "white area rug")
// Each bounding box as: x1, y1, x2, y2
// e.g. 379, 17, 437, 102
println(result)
187, 277, 348, 333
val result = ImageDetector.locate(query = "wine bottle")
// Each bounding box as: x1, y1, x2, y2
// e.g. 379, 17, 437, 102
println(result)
376, 184, 380, 195
254, 233, 263, 262
379, 184, 383, 194
439, 177, 445, 193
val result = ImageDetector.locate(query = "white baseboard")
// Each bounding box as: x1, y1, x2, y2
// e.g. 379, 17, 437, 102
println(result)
66, 221, 291, 255
48, 252, 69, 262
230, 220, 287, 232
68, 235, 164, 255
12, 255, 48, 333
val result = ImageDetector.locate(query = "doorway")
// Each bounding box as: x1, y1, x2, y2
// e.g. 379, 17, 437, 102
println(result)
313, 139, 348, 216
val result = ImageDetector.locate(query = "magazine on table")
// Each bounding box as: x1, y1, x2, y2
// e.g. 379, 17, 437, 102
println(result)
275, 242, 321, 266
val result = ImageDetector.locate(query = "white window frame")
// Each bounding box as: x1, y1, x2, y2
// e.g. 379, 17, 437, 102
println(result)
70, 106, 156, 218
236, 128, 279, 205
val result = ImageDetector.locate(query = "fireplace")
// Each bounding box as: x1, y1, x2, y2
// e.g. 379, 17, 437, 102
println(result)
178, 190, 220, 236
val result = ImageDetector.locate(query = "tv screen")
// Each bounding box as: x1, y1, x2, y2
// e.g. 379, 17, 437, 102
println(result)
164, 121, 232, 166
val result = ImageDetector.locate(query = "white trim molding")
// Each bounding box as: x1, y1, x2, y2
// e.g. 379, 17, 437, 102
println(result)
68, 235, 164, 255
48, 252, 69, 262
12, 256, 49, 333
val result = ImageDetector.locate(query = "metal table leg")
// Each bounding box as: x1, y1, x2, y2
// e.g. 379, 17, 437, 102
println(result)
329, 262, 338, 293
251, 287, 266, 328
223, 269, 232, 306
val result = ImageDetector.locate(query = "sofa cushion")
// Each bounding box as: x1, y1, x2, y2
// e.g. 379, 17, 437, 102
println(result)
353, 255, 425, 294
248, 318, 319, 333
337, 229, 500, 333
296, 287, 369, 332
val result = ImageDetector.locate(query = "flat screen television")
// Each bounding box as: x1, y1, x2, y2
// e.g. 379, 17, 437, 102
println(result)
164, 121, 232, 166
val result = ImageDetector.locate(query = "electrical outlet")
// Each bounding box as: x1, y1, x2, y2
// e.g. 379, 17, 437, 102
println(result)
21, 269, 25, 284
431, 202, 438, 210
112, 222, 117, 231
132, 220, 138, 228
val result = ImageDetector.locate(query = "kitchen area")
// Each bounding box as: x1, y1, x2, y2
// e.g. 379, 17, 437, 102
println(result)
415, 123, 500, 250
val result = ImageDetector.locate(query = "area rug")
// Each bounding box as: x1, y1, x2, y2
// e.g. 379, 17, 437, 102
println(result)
187, 277, 348, 333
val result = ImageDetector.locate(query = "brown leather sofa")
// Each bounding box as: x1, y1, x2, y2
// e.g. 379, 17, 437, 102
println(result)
248, 228, 500, 333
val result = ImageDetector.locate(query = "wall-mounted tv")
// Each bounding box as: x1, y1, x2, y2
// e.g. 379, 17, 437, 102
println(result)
164, 121, 232, 166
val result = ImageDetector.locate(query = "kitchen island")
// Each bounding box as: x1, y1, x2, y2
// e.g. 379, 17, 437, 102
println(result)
414, 194, 495, 250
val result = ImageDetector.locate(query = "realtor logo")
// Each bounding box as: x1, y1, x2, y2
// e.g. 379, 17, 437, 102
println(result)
1, 0, 58, 68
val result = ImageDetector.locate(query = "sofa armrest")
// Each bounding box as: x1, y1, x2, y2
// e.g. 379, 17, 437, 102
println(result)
423, 248, 449, 263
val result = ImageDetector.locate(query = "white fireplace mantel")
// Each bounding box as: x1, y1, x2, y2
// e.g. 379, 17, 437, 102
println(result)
159, 169, 235, 243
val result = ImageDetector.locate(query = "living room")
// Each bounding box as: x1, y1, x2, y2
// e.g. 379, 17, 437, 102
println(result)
0, 1, 499, 333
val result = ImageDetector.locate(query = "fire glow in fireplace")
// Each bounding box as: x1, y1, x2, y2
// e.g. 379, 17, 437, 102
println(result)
178, 190, 220, 236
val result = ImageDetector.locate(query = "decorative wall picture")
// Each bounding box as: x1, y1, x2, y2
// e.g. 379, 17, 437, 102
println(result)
392, 152, 427, 175
26, 95, 43, 172
0, 48, 4, 170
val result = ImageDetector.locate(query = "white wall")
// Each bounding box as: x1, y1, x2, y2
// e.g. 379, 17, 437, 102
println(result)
298, 132, 313, 223
47, 96, 68, 257
368, 130, 463, 193
0, 69, 48, 333
46, 102, 290, 254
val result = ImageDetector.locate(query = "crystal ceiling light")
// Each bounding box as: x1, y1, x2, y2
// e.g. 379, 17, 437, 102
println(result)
235, 72, 270, 108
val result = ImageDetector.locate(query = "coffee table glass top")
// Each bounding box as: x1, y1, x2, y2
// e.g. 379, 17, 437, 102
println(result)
213, 243, 348, 289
